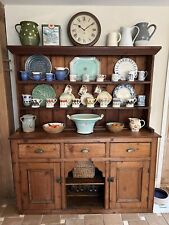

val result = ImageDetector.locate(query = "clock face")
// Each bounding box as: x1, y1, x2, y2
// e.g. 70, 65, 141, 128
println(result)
67, 12, 101, 46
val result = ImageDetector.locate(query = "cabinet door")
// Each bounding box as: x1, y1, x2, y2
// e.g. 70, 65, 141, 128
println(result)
20, 163, 61, 210
110, 161, 149, 210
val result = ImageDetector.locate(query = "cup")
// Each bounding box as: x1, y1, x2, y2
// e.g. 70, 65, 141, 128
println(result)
60, 99, 68, 108
100, 98, 109, 108
138, 71, 148, 81
127, 71, 137, 81
82, 74, 90, 82
46, 72, 55, 82
64, 85, 72, 94
112, 73, 120, 82
137, 95, 146, 106
31, 98, 43, 108
72, 98, 81, 108
22, 94, 32, 107
126, 98, 137, 107
96, 74, 106, 82
112, 98, 121, 108
46, 98, 57, 108
31, 72, 42, 81
94, 85, 102, 94
107, 32, 121, 46
69, 74, 77, 82
20, 71, 29, 81
86, 97, 96, 108
55, 67, 69, 80
78, 85, 88, 96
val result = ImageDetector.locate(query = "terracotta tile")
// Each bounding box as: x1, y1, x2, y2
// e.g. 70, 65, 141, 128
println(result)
128, 221, 149, 225
84, 214, 103, 225
103, 214, 123, 225
121, 213, 140, 221
1, 217, 23, 225
41, 214, 60, 224
142, 213, 168, 225
22, 215, 42, 225
60, 214, 80, 219
66, 218, 84, 225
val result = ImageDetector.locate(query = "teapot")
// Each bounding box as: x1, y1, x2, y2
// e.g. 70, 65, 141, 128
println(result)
134, 22, 157, 46
119, 26, 140, 46
20, 114, 36, 132
129, 117, 145, 132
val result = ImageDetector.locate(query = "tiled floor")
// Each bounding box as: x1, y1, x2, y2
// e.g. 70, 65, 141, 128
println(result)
1, 200, 169, 225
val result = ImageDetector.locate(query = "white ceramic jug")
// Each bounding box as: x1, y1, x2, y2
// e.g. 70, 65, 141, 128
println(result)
129, 117, 145, 132
107, 31, 121, 46
20, 114, 36, 132
119, 26, 140, 46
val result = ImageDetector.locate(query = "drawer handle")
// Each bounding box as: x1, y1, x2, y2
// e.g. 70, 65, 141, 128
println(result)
34, 148, 44, 154
126, 148, 136, 153
81, 148, 89, 153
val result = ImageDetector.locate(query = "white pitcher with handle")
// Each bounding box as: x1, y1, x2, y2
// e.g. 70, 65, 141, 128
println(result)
119, 26, 140, 46
129, 117, 145, 132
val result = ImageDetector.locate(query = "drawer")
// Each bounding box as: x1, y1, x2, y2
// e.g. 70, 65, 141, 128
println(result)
18, 144, 60, 158
64, 143, 106, 158
110, 143, 150, 157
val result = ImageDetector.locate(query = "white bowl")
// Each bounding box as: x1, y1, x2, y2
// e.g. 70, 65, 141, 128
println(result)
43, 122, 64, 133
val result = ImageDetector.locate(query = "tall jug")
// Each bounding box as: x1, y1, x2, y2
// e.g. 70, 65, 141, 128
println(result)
15, 21, 40, 46
20, 114, 37, 132
119, 26, 140, 46
134, 22, 157, 46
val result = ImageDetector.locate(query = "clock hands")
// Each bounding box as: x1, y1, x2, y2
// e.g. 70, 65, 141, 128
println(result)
73, 23, 85, 31
84, 22, 95, 30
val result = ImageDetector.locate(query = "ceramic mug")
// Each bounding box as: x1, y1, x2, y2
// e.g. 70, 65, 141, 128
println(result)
78, 85, 88, 96
137, 95, 146, 106
82, 74, 90, 82
72, 98, 81, 108
100, 98, 109, 108
31, 98, 43, 108
55, 67, 69, 80
20, 71, 29, 81
60, 99, 68, 108
138, 71, 148, 81
112, 73, 120, 82
107, 31, 121, 46
31, 72, 43, 81
96, 74, 106, 82
46, 98, 57, 108
94, 85, 102, 94
112, 98, 121, 108
22, 94, 32, 107
126, 98, 137, 107
46, 72, 55, 82
127, 71, 137, 81
86, 97, 96, 108
69, 74, 77, 82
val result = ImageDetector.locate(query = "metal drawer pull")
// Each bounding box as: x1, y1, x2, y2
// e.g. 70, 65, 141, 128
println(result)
34, 148, 44, 154
81, 148, 89, 153
126, 148, 136, 153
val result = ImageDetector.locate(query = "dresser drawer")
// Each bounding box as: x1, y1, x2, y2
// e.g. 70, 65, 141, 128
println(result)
64, 143, 106, 158
18, 144, 60, 158
110, 143, 150, 158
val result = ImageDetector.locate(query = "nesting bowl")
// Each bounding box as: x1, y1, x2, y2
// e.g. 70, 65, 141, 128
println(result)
43, 122, 64, 133
106, 122, 124, 133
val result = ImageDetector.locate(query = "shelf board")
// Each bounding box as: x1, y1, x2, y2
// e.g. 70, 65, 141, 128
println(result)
66, 177, 104, 185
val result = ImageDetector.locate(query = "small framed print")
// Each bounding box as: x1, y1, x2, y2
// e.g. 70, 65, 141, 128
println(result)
42, 24, 61, 46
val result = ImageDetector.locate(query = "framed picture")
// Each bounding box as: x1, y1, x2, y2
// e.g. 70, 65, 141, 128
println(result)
42, 24, 61, 46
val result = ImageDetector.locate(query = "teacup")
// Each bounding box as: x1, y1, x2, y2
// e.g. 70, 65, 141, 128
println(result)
46, 72, 55, 82
31, 72, 43, 81
96, 74, 106, 82
78, 85, 88, 96
126, 98, 137, 107
100, 98, 109, 108
72, 98, 81, 108
94, 85, 102, 94
86, 97, 96, 108
55, 67, 69, 80
46, 98, 57, 108
69, 74, 77, 82
22, 94, 32, 106
112, 98, 121, 108
82, 74, 90, 82
64, 85, 72, 94
31, 98, 43, 108
127, 71, 136, 81
60, 99, 68, 108
112, 73, 120, 82
138, 71, 148, 81
20, 71, 29, 81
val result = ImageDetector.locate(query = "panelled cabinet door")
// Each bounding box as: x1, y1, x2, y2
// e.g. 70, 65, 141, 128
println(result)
109, 161, 149, 210
20, 163, 61, 210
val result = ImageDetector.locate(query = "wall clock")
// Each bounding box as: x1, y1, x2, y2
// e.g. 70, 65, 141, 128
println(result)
67, 11, 101, 46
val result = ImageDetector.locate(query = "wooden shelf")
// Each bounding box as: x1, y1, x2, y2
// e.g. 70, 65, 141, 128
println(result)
66, 177, 105, 185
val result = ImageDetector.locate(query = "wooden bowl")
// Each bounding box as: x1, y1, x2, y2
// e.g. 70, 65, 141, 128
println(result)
43, 123, 65, 133
106, 122, 124, 133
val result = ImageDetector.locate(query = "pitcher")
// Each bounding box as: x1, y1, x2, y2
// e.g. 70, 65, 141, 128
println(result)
129, 117, 145, 132
20, 114, 36, 132
134, 22, 157, 46
15, 21, 40, 46
119, 26, 140, 46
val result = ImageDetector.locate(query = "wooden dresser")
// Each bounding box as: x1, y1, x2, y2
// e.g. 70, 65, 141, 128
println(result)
8, 45, 161, 214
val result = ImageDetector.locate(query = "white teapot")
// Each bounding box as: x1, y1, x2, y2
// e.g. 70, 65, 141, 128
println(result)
129, 117, 145, 132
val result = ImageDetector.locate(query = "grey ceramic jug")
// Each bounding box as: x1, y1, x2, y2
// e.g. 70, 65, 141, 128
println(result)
134, 22, 157, 46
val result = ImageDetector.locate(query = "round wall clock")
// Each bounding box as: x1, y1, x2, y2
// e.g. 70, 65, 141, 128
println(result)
67, 11, 101, 46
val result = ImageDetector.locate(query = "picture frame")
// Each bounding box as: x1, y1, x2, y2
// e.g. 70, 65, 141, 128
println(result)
42, 24, 61, 46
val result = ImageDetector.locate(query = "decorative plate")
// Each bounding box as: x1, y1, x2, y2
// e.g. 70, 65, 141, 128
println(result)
96, 91, 112, 104
32, 84, 56, 106
114, 58, 138, 80
59, 92, 75, 106
25, 55, 52, 75
70, 57, 100, 81
80, 93, 94, 105
113, 83, 136, 106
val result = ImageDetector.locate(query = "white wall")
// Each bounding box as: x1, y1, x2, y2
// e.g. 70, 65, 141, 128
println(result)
4, 5, 169, 134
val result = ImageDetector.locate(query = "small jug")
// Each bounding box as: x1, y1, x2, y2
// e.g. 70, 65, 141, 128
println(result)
129, 117, 145, 132
107, 31, 121, 46
55, 67, 69, 80
20, 114, 36, 132
119, 26, 140, 46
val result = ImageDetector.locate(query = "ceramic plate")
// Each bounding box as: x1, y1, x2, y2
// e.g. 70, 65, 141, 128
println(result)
96, 91, 112, 104
113, 83, 136, 106
70, 57, 100, 81
114, 58, 138, 80
80, 93, 94, 105
25, 55, 52, 75
32, 84, 56, 106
